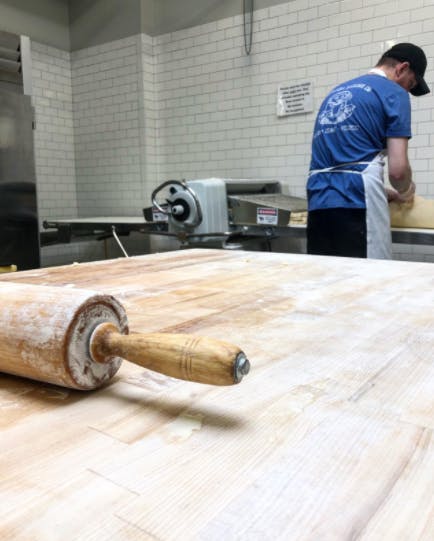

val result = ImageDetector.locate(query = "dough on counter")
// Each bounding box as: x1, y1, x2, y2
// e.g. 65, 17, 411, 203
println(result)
389, 195, 434, 229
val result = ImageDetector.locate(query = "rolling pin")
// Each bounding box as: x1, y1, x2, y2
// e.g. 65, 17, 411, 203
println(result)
0, 282, 250, 390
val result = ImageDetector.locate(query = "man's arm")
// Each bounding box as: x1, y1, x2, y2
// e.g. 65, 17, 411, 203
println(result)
386, 137, 415, 203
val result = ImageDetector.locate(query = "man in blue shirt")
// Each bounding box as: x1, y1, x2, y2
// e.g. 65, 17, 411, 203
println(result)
306, 43, 430, 259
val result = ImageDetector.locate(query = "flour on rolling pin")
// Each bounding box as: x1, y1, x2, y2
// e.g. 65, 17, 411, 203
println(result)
0, 282, 249, 391
0, 282, 128, 390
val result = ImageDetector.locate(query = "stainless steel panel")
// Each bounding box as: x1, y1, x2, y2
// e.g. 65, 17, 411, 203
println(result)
0, 46, 20, 62
0, 90, 40, 269
224, 178, 281, 194
228, 194, 307, 227
0, 30, 23, 93
0, 30, 20, 51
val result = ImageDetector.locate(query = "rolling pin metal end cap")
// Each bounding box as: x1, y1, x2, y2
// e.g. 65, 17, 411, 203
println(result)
234, 353, 250, 383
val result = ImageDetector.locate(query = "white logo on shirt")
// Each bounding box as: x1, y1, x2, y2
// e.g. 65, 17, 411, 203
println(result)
319, 90, 355, 125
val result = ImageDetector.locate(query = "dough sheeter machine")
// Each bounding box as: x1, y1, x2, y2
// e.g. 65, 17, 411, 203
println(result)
42, 178, 434, 252
42, 178, 308, 252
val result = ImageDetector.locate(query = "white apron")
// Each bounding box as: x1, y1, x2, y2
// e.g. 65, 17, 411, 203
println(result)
308, 153, 392, 259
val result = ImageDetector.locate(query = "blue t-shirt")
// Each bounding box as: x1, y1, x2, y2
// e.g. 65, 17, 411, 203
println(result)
307, 73, 411, 210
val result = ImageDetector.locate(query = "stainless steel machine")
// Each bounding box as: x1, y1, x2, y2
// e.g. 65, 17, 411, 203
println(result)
43, 178, 308, 252
0, 30, 39, 270
145, 178, 307, 249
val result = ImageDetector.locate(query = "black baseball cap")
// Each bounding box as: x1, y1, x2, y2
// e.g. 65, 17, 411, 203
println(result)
383, 43, 430, 96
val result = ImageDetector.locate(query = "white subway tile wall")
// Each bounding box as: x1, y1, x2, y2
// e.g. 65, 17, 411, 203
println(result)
31, 0, 434, 265
31, 42, 77, 225
31, 42, 82, 267
71, 35, 145, 217
140, 33, 159, 202
32, 37, 150, 266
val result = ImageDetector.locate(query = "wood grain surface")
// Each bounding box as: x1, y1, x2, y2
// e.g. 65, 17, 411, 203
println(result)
1, 249, 434, 540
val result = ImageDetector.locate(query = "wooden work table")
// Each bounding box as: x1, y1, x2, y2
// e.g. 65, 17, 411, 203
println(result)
1, 249, 433, 540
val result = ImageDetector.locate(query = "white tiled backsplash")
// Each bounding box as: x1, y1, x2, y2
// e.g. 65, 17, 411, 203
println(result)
31, 42, 77, 226
32, 0, 434, 265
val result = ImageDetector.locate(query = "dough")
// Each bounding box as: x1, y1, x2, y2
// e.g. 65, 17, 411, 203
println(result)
289, 211, 307, 225
389, 195, 434, 229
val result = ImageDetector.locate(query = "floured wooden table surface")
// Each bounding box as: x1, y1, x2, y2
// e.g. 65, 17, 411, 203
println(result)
1, 249, 434, 540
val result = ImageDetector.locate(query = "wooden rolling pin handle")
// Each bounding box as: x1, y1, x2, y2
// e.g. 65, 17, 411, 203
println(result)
89, 322, 250, 386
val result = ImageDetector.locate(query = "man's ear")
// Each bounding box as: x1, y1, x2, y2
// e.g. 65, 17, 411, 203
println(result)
397, 61, 410, 76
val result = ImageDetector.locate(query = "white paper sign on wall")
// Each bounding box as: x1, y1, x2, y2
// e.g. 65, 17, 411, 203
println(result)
277, 81, 313, 117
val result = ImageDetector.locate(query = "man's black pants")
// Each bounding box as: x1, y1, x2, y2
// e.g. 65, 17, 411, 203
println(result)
307, 208, 367, 258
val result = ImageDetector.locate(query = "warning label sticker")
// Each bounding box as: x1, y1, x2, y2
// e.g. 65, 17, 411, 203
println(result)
257, 207, 278, 225
152, 207, 168, 222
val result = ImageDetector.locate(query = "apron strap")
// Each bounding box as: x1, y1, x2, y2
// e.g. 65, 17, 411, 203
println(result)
309, 161, 372, 176
309, 152, 386, 177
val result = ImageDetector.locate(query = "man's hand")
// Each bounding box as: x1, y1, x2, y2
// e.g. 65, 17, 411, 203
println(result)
398, 180, 416, 203
386, 181, 416, 204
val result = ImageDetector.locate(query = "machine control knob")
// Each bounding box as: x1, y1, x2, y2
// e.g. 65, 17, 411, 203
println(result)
170, 198, 191, 222
171, 204, 185, 216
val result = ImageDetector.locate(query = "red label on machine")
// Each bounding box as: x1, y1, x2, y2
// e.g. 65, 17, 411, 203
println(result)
257, 207, 278, 225
152, 207, 168, 222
